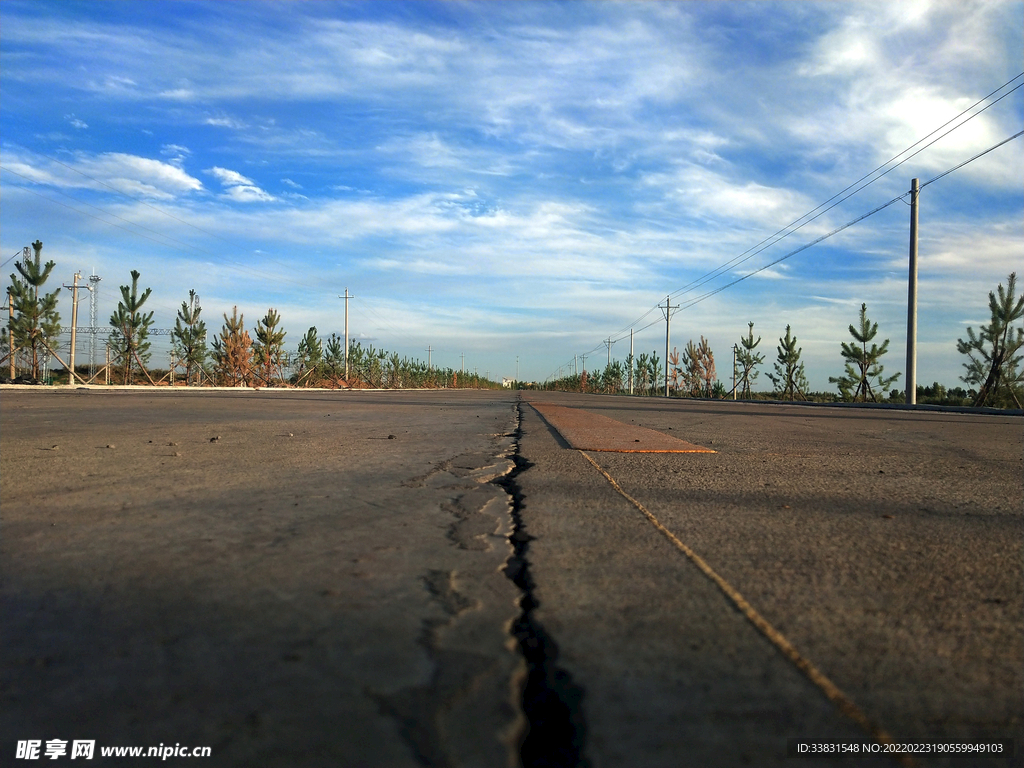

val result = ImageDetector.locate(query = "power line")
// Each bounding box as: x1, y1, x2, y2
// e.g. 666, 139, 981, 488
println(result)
549, 128, 1024, 381
603, 73, 1024, 346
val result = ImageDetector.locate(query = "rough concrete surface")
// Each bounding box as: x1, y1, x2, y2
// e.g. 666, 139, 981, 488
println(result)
2, 388, 1021, 768
518, 393, 1022, 768
2, 389, 524, 767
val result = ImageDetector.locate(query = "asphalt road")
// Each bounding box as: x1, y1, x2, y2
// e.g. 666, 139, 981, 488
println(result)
1, 387, 1020, 767
518, 392, 1022, 767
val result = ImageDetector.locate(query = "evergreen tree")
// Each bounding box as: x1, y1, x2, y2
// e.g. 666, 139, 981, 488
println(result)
957, 272, 1023, 408
295, 326, 323, 386
648, 351, 661, 396
635, 352, 650, 394
668, 347, 683, 393
324, 334, 346, 381
171, 290, 207, 386
767, 324, 808, 401
253, 308, 286, 386
108, 269, 154, 384
211, 306, 253, 386
8, 240, 61, 380
736, 322, 764, 399
829, 303, 900, 402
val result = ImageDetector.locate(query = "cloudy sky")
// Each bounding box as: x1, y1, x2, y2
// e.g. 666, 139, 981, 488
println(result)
2, 0, 1021, 387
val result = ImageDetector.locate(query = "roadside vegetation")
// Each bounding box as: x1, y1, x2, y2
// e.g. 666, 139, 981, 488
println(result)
3, 246, 1020, 406
2, 247, 499, 390
537, 273, 1022, 409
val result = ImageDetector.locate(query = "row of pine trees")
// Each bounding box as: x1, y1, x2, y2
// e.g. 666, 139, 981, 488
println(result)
2, 243, 494, 390
4, 242, 1021, 406
541, 277, 1023, 409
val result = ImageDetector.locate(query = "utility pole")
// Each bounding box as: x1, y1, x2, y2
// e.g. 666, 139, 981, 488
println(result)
604, 337, 614, 367
64, 272, 81, 385
461, 352, 465, 375
629, 329, 634, 394
426, 345, 433, 371
8, 290, 15, 380
660, 296, 679, 397
732, 344, 738, 400
905, 179, 919, 406
516, 355, 519, 381
580, 353, 587, 374
574, 354, 577, 376
338, 289, 354, 380
89, 271, 101, 379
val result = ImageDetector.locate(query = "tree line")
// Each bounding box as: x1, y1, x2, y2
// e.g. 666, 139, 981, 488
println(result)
2, 244, 497, 390
539, 275, 1023, 409
3, 243, 1021, 406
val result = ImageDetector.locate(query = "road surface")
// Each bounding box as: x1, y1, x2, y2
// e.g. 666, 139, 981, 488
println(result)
1, 387, 1020, 766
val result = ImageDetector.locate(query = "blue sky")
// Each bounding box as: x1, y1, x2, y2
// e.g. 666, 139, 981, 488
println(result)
2, 0, 1021, 387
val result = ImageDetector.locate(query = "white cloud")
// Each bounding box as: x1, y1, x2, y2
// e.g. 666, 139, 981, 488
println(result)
2, 148, 204, 199
204, 116, 247, 129
223, 185, 276, 203
206, 166, 276, 202
207, 166, 256, 187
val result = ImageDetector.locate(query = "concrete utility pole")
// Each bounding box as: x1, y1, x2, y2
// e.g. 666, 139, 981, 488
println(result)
339, 289, 354, 380
64, 272, 81, 385
8, 290, 15, 380
660, 296, 679, 397
580, 354, 587, 374
461, 352, 465, 375
905, 179, 919, 406
516, 356, 519, 381
629, 329, 634, 394
426, 346, 433, 371
604, 337, 616, 368
732, 344, 738, 400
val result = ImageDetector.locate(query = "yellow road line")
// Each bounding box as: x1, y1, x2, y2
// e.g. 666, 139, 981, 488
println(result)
578, 449, 915, 767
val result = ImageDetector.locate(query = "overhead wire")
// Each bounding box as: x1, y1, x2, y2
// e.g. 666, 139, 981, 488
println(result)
601, 73, 1024, 347
546, 126, 1024, 382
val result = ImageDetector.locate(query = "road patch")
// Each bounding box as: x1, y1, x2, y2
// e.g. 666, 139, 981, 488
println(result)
528, 401, 715, 453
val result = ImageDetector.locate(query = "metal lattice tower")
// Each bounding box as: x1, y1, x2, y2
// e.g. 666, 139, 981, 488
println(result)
88, 271, 101, 378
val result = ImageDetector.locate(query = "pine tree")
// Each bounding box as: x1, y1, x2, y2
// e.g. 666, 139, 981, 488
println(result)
668, 347, 682, 393
736, 322, 764, 399
171, 290, 208, 386
767, 324, 808, 401
253, 308, 286, 386
648, 351, 661, 396
295, 326, 323, 386
324, 334, 345, 381
211, 306, 253, 386
8, 240, 61, 380
636, 352, 650, 394
108, 269, 154, 384
829, 303, 900, 402
957, 272, 1023, 408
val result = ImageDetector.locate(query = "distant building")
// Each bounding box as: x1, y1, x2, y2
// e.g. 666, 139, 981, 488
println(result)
502, 377, 517, 388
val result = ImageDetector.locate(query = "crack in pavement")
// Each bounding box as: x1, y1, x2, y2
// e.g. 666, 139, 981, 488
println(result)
497, 396, 590, 768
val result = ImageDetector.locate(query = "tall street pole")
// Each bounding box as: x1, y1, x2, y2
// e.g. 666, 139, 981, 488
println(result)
906, 179, 919, 405
65, 272, 81, 385
339, 289, 354, 381
661, 296, 679, 397
629, 329, 633, 394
